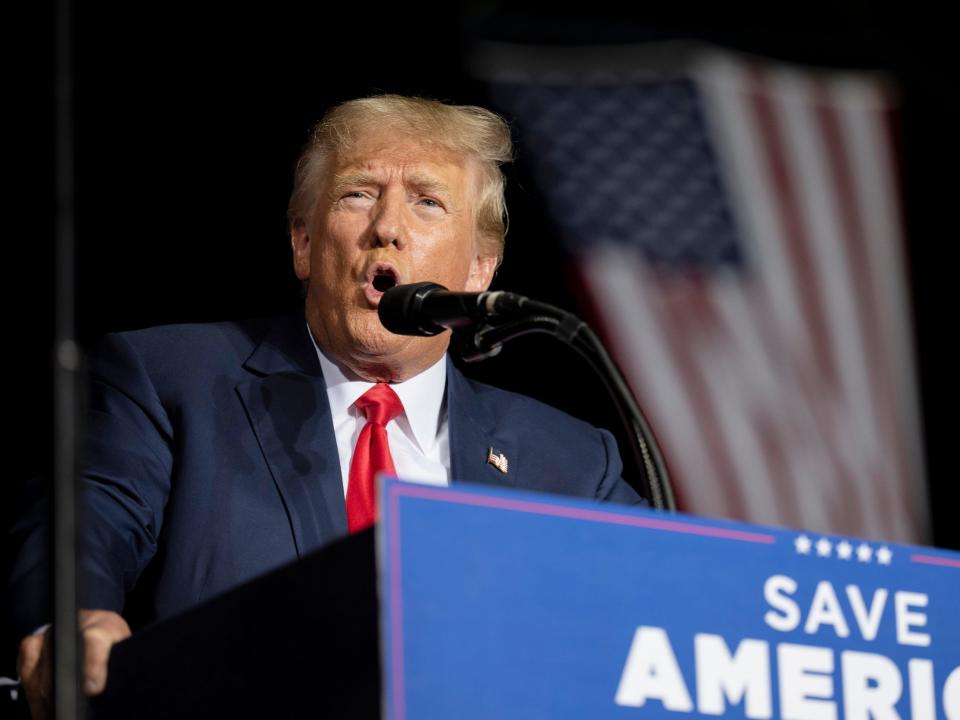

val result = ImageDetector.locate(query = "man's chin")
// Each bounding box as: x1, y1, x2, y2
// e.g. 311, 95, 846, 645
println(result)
347, 324, 448, 379
355, 332, 411, 359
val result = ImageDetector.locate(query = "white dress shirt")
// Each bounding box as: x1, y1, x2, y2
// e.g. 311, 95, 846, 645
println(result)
308, 327, 451, 495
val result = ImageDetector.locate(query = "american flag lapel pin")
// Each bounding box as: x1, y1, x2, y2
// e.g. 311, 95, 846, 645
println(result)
486, 447, 509, 474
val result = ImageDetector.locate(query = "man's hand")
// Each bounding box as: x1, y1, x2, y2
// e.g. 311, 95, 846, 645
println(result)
17, 609, 131, 719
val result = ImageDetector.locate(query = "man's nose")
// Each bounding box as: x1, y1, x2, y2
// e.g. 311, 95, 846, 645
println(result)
370, 190, 408, 249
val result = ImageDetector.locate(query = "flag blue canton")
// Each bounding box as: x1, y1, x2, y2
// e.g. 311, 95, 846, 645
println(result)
492, 80, 744, 270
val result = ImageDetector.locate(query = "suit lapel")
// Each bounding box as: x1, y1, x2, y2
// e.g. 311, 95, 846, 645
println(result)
235, 325, 514, 555
446, 362, 519, 491
236, 315, 348, 557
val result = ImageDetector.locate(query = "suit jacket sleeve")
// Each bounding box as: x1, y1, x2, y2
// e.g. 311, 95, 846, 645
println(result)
595, 428, 647, 506
5, 333, 174, 645
78, 332, 175, 612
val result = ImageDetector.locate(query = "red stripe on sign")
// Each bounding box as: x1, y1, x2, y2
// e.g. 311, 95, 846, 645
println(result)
911, 554, 960, 569
391, 481, 778, 543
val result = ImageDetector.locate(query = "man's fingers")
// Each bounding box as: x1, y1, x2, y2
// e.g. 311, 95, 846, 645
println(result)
79, 610, 131, 696
15, 609, 132, 708
36, 635, 52, 707
81, 627, 113, 695
16, 632, 44, 681
18, 630, 51, 720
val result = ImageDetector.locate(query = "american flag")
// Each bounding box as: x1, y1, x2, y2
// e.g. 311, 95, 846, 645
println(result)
484, 46, 927, 542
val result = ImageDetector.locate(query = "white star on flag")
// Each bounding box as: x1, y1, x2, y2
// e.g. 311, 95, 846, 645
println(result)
877, 546, 893, 565
794, 535, 812, 555
857, 543, 873, 562
836, 540, 854, 560
816, 538, 833, 557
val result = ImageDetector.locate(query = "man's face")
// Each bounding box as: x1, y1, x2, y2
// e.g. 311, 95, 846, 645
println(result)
291, 126, 498, 381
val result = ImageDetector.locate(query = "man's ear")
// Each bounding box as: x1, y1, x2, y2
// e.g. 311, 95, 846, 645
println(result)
467, 252, 499, 293
290, 219, 311, 280
466, 249, 499, 292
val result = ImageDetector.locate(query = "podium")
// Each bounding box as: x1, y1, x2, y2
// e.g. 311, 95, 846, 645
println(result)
92, 480, 960, 719
91, 528, 380, 718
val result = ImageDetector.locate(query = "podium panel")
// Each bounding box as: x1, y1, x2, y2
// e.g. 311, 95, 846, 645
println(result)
379, 479, 960, 719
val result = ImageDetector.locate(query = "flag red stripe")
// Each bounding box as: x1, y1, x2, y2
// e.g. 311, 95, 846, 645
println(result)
747, 69, 840, 391
747, 68, 870, 534
655, 274, 750, 521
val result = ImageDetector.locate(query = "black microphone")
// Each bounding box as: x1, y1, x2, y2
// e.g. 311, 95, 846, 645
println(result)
378, 282, 526, 336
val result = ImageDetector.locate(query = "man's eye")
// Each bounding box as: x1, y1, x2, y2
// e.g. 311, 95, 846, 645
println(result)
420, 198, 441, 208
340, 191, 374, 206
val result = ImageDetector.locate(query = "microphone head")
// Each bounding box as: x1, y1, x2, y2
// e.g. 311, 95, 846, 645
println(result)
378, 282, 448, 336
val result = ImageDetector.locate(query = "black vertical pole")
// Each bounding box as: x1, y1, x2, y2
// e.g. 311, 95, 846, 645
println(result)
53, 0, 83, 716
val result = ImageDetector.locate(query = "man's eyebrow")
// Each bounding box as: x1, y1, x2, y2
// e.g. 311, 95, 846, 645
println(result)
403, 172, 452, 197
329, 171, 381, 195
331, 170, 453, 194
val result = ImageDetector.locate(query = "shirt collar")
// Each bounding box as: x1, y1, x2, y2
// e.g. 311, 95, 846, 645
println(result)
307, 324, 448, 454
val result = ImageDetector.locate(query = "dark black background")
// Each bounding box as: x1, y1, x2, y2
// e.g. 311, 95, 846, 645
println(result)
5, 4, 957, 666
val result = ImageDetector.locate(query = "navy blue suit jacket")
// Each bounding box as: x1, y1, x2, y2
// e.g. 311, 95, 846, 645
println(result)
8, 313, 641, 637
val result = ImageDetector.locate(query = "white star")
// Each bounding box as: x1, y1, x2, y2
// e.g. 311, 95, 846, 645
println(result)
856, 543, 873, 562
836, 540, 854, 560
876, 546, 893, 565
816, 538, 833, 557
795, 535, 812, 554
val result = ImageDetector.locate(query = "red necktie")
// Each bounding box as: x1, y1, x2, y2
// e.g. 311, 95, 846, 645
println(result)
346, 383, 403, 533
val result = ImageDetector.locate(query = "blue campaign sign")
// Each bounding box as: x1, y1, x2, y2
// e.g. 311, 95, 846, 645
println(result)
378, 479, 960, 720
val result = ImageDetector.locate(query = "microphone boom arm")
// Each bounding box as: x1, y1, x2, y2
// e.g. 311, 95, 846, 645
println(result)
459, 299, 675, 511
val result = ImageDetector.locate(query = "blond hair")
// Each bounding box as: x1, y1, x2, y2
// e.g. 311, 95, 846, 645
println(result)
288, 94, 513, 261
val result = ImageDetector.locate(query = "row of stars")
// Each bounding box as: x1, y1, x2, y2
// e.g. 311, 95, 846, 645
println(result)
794, 535, 893, 565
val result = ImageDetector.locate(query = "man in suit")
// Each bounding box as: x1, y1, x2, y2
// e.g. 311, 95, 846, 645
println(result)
14, 94, 642, 716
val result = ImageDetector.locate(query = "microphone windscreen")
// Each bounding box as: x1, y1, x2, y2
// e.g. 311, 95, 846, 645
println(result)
378, 282, 447, 336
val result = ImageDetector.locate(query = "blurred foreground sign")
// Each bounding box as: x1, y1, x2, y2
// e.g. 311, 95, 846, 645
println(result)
379, 479, 959, 719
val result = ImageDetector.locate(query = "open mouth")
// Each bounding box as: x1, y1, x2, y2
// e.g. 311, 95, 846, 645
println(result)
372, 272, 397, 292
364, 262, 400, 306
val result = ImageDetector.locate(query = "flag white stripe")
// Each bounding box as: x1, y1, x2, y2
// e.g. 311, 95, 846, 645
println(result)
694, 58, 805, 527
695, 55, 814, 365
656, 278, 755, 520
824, 81, 910, 541
693, 57, 802, 525
697, 57, 841, 532
772, 69, 893, 537
836, 79, 928, 541
701, 278, 789, 526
